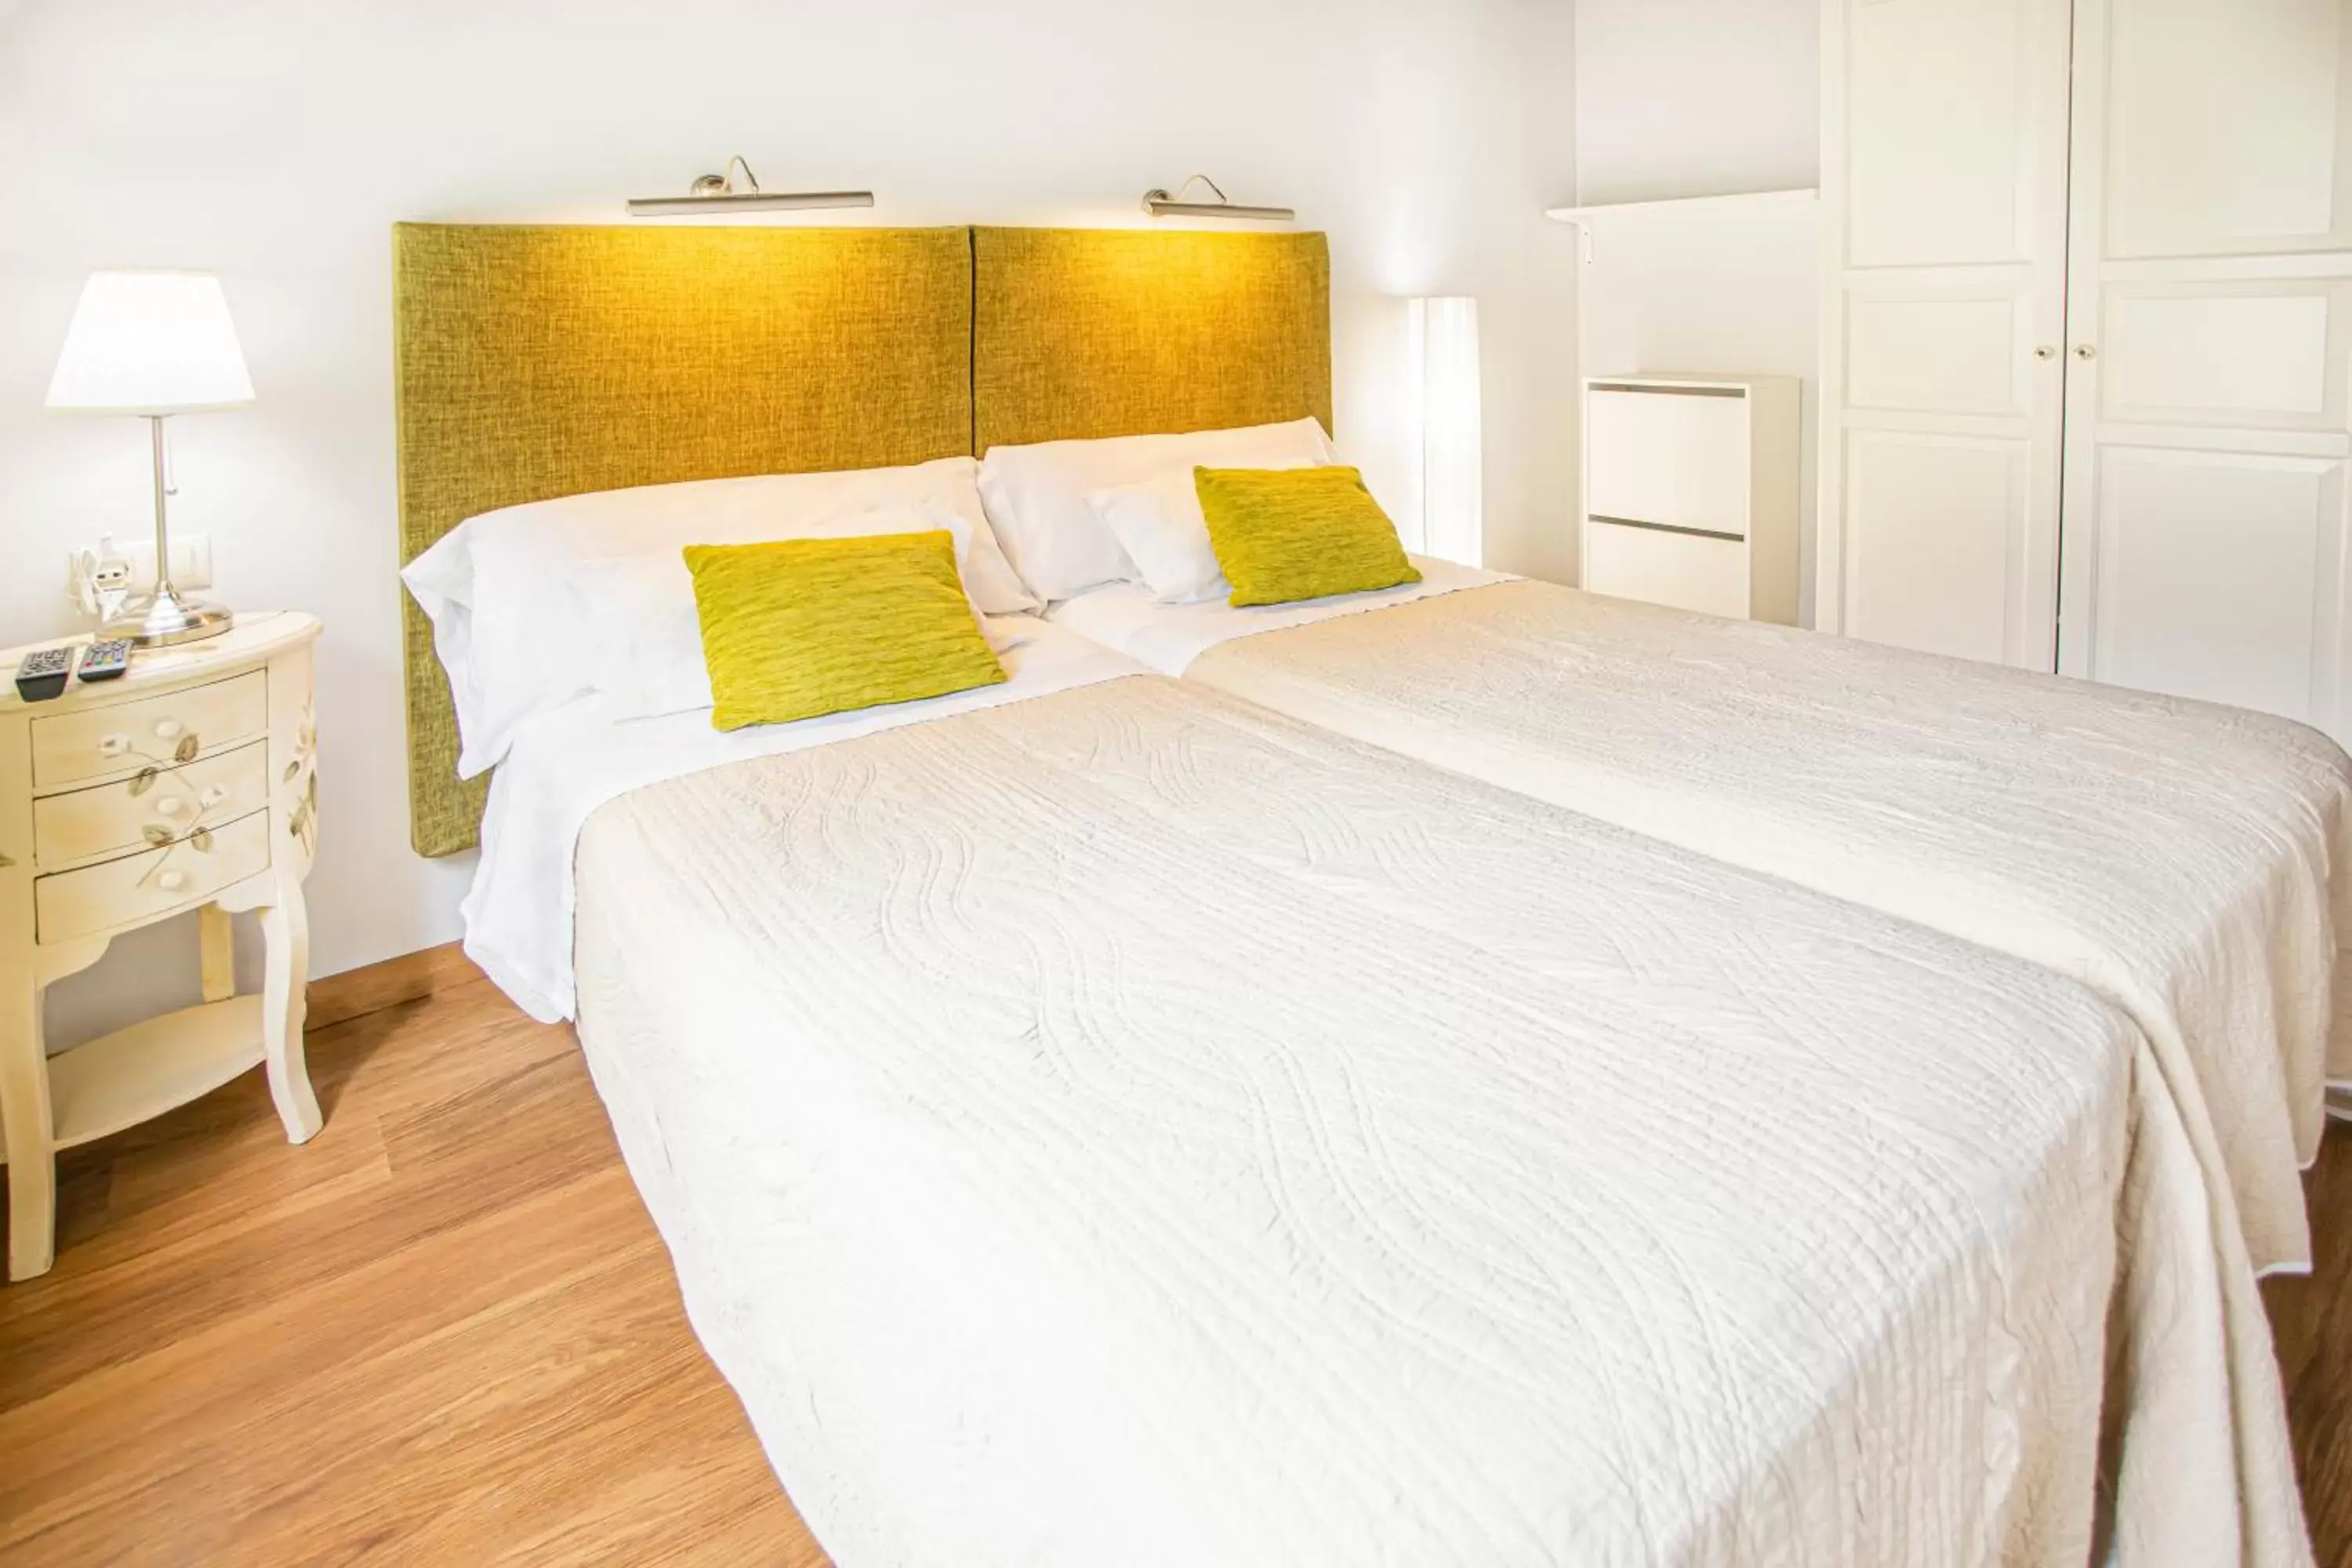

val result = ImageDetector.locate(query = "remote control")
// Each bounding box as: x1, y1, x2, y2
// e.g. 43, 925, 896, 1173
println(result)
14, 647, 73, 703
76, 638, 132, 682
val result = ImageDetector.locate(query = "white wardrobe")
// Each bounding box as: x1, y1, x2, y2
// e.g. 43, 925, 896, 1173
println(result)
1819, 0, 2352, 742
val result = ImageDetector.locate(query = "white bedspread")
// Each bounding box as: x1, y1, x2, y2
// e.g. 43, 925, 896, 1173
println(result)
1142, 581, 2352, 1282
463, 617, 1142, 1022
564, 675, 2304, 1567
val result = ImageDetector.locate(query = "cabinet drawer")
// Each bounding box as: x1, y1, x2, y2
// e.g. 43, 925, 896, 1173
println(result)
31, 671, 267, 791
1585, 519, 1751, 620
31, 740, 270, 868
1587, 387, 1751, 539
35, 810, 270, 946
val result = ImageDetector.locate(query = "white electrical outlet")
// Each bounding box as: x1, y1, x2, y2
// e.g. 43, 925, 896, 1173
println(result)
65, 541, 134, 618
76, 533, 213, 593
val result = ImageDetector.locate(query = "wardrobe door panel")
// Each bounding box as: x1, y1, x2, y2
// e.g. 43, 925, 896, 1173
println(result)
2086, 448, 2347, 724
2099, 282, 2351, 431
2060, 0, 2352, 741
1844, 432, 2032, 664
1846, 0, 2045, 267
1820, 0, 2074, 666
1845, 294, 2032, 419
2102, 0, 2352, 258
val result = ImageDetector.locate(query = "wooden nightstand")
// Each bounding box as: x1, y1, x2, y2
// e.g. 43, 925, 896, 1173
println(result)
0, 612, 321, 1280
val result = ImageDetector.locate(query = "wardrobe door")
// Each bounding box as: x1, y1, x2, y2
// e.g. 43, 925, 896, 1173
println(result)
1819, 0, 2074, 667
2058, 0, 2352, 739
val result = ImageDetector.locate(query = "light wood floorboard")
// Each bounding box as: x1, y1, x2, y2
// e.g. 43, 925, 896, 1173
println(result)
0, 975, 2347, 1563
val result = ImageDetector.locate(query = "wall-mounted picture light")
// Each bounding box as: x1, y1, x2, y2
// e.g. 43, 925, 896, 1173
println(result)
629, 155, 873, 217
1142, 173, 1294, 222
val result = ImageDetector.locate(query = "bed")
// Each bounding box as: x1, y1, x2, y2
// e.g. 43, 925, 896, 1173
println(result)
394, 223, 2312, 1566
960, 234, 2352, 1297
565, 662, 2301, 1566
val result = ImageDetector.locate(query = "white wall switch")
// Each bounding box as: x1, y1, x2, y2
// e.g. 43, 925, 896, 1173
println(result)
167, 533, 213, 590
111, 534, 212, 592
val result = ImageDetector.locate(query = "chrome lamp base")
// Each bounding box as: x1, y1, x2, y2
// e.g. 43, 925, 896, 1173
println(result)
103, 586, 234, 648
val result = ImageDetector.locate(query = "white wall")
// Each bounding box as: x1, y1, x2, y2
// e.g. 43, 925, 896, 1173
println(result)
1573, 0, 1820, 207
1570, 0, 1821, 617
0, 0, 1578, 1041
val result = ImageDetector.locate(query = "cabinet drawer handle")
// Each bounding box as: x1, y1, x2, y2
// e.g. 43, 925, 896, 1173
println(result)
154, 719, 184, 741
158, 869, 188, 894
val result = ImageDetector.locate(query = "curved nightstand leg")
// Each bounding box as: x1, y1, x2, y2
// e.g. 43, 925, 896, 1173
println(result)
259, 874, 321, 1145
0, 964, 55, 1280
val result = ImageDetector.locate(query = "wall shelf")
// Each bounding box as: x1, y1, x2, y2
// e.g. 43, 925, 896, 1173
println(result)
1544, 187, 1820, 224
1544, 188, 1820, 263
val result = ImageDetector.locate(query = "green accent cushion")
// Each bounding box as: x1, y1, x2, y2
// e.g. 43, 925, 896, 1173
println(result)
1192, 466, 1422, 608
683, 531, 1007, 731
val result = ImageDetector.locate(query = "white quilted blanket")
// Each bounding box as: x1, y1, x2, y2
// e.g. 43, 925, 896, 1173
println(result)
1185, 582, 2352, 1280
568, 676, 2305, 1567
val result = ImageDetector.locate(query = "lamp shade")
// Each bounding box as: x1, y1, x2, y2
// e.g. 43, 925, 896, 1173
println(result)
45, 270, 255, 415
1408, 296, 1483, 566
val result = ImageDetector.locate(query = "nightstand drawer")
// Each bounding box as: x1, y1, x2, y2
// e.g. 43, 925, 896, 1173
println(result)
34, 810, 270, 946
31, 741, 270, 868
31, 672, 267, 791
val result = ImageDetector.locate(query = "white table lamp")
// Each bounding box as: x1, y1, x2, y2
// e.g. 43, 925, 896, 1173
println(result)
46, 270, 255, 645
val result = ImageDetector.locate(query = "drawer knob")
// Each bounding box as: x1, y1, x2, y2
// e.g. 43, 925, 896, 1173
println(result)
99, 733, 130, 758
153, 719, 184, 741
155, 796, 187, 818
158, 869, 188, 894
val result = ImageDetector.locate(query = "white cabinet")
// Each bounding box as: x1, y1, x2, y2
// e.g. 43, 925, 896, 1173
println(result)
1822, 0, 2352, 742
1582, 375, 1802, 624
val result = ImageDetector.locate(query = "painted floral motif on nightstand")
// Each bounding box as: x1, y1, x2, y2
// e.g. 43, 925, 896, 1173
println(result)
123, 726, 227, 890
285, 700, 318, 857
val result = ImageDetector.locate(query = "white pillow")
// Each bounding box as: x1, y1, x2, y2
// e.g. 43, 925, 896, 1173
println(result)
977, 418, 1337, 604
579, 515, 1032, 724
1085, 446, 1333, 605
401, 456, 1036, 778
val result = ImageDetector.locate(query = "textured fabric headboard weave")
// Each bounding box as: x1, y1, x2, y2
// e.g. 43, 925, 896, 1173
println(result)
971, 227, 1333, 451
393, 223, 975, 856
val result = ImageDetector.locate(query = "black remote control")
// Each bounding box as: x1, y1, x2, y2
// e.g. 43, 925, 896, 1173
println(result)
76, 639, 132, 682
14, 647, 72, 702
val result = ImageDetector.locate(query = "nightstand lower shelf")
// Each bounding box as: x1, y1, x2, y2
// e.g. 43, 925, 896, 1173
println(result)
49, 996, 267, 1152
0, 997, 270, 1163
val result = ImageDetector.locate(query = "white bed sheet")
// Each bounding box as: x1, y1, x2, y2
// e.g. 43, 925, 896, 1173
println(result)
1064, 577, 2352, 1284
1044, 554, 1510, 672
561, 674, 2304, 1566
463, 616, 1142, 1022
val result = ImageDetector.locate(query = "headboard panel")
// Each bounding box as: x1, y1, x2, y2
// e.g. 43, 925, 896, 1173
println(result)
394, 223, 974, 855
971, 227, 1332, 452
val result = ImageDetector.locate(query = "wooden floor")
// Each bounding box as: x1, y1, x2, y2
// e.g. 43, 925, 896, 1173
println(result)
0, 975, 822, 1566
1, 974, 2348, 1565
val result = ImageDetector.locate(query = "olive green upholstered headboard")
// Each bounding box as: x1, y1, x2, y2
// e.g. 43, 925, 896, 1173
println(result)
392, 223, 975, 855
969, 227, 1333, 451
394, 222, 1334, 856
